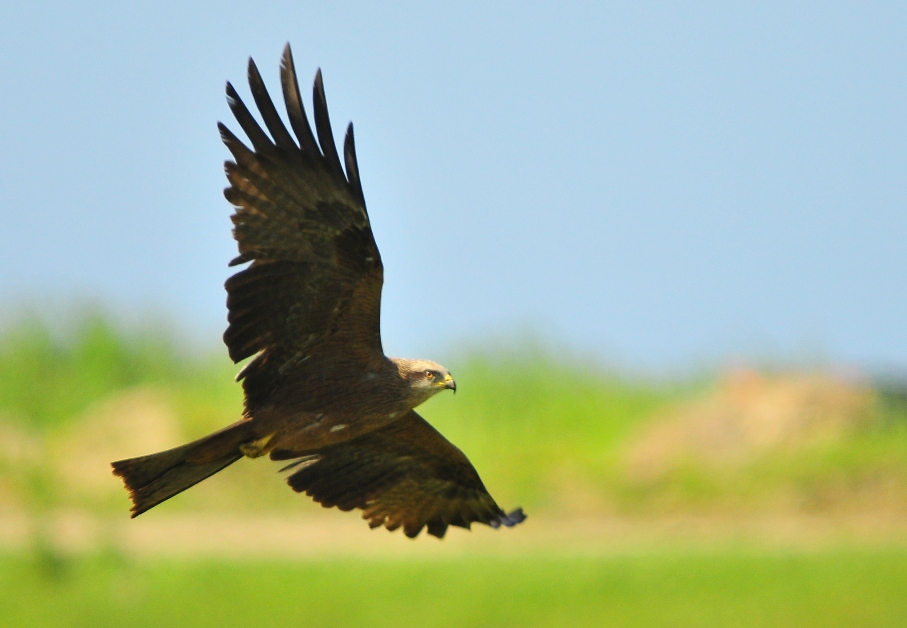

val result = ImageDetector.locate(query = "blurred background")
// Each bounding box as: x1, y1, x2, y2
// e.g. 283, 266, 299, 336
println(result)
1, 2, 906, 626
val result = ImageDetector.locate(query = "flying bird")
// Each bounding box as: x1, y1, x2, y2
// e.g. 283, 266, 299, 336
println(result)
111, 44, 525, 539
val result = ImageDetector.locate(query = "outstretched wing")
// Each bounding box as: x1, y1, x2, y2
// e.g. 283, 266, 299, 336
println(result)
221, 44, 384, 410
274, 410, 525, 538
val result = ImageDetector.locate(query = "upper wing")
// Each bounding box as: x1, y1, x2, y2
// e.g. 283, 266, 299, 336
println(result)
274, 410, 526, 538
221, 44, 384, 410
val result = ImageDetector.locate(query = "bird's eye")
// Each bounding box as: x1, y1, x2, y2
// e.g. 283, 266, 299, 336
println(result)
425, 370, 435, 379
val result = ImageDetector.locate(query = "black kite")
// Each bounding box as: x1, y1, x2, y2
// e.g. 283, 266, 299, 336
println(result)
111, 45, 525, 539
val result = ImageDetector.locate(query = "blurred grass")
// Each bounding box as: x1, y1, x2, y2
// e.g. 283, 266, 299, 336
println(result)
614, 425, 907, 514
3, 307, 907, 626
0, 307, 906, 516
2, 549, 907, 627
0, 311, 678, 513
0, 310, 241, 435
421, 349, 678, 512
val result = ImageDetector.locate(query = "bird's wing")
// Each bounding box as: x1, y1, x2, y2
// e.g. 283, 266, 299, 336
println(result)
272, 410, 526, 538
221, 44, 384, 410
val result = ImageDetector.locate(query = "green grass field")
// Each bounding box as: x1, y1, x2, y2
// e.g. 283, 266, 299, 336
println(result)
3, 309, 907, 626
2, 549, 907, 627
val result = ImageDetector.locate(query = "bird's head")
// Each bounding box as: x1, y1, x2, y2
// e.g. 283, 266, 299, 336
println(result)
393, 358, 456, 406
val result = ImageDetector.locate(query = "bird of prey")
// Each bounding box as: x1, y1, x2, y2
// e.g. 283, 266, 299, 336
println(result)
111, 45, 525, 539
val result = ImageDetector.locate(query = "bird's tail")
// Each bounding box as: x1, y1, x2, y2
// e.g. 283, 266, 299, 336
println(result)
111, 420, 254, 517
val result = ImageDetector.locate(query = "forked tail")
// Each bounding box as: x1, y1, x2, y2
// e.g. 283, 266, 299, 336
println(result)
111, 420, 253, 517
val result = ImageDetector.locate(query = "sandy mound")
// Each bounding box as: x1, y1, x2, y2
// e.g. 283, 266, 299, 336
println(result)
624, 370, 874, 481
51, 387, 183, 501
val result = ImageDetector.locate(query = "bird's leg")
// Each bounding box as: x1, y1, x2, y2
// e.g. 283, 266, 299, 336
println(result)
239, 433, 275, 458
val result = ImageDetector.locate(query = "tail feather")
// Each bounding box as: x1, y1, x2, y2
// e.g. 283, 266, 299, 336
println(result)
111, 420, 252, 517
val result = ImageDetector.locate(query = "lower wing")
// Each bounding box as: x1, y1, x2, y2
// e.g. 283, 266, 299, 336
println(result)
271, 410, 525, 538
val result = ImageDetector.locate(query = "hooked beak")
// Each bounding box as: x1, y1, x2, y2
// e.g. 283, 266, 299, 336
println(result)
444, 377, 457, 393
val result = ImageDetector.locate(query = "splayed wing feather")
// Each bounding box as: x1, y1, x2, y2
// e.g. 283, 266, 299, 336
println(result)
225, 82, 275, 156
280, 48, 321, 157
343, 124, 365, 205
312, 69, 345, 179
247, 58, 298, 152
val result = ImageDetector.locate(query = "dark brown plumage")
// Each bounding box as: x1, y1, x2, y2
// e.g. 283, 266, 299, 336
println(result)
111, 44, 524, 539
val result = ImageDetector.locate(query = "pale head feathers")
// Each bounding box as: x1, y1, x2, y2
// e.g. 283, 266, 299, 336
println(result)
389, 357, 456, 406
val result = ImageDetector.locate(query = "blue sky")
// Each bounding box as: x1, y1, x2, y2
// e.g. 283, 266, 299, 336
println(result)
1, 2, 905, 371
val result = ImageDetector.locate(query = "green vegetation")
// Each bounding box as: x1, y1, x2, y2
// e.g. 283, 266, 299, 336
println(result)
2, 307, 907, 626
2, 549, 907, 627
420, 349, 676, 511
0, 311, 678, 513
0, 310, 240, 434
1, 308, 907, 515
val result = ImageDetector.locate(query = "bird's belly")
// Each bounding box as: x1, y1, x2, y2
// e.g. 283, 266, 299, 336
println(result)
249, 384, 411, 455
